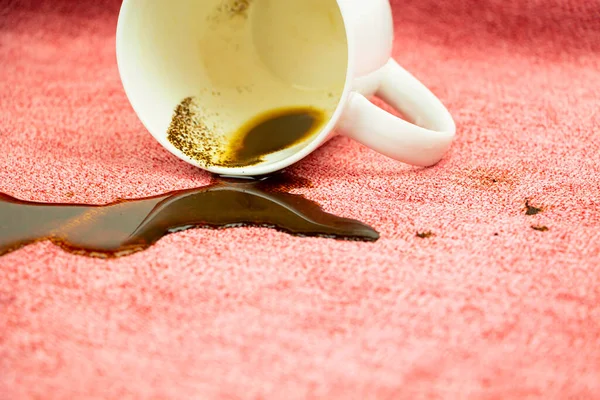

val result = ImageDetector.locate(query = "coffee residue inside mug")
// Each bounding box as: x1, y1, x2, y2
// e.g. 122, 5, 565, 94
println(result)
0, 174, 379, 259
216, 0, 252, 18
221, 106, 325, 167
167, 97, 227, 168
167, 97, 326, 168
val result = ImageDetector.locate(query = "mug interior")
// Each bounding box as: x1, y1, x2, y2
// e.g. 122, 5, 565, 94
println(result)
117, 0, 350, 175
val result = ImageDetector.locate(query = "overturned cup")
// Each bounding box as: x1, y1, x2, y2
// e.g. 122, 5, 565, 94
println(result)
116, 0, 456, 176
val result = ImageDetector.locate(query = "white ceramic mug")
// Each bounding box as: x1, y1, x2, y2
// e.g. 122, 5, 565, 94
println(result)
116, 0, 456, 176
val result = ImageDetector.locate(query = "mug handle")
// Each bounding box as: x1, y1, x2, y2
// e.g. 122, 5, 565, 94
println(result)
338, 59, 456, 167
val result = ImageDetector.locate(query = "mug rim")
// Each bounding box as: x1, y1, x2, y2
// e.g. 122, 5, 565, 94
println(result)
116, 0, 357, 177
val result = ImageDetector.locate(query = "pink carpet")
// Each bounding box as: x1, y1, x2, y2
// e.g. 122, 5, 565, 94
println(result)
1, 0, 599, 398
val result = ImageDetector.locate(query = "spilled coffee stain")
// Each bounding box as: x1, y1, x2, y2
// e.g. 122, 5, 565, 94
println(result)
463, 167, 518, 190
0, 174, 379, 258
167, 97, 325, 168
416, 231, 434, 239
525, 200, 543, 215
531, 225, 549, 232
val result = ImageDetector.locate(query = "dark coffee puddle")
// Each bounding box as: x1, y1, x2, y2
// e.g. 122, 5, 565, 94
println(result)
0, 174, 379, 258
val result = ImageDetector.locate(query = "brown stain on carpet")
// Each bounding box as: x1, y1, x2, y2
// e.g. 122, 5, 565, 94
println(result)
416, 231, 435, 239
458, 167, 519, 190
531, 225, 549, 232
525, 200, 543, 215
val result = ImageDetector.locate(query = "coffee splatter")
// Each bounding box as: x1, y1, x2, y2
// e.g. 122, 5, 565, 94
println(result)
525, 200, 543, 215
531, 225, 549, 232
416, 231, 434, 239
461, 167, 518, 190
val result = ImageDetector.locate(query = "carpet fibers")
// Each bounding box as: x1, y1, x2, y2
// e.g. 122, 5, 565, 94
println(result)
1, 0, 599, 398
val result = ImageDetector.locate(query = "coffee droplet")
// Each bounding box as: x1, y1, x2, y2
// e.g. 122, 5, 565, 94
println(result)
167, 97, 326, 168
0, 174, 379, 258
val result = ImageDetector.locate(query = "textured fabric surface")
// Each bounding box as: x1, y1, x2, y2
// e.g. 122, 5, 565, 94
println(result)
1, 0, 599, 398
